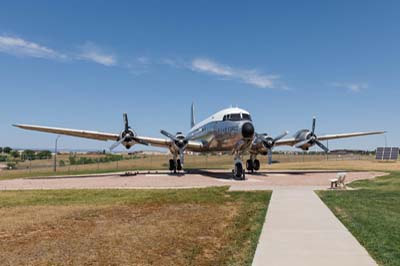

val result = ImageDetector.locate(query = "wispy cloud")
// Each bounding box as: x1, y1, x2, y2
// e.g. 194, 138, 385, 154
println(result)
136, 56, 151, 65
124, 56, 153, 75
331, 82, 368, 92
78, 42, 116, 66
190, 58, 285, 89
0, 35, 66, 60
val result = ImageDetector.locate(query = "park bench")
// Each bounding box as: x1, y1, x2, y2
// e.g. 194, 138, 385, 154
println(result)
330, 172, 347, 189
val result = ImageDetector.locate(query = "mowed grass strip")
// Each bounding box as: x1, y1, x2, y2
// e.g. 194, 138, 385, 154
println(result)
0, 187, 271, 266
3, 153, 398, 181
317, 172, 400, 266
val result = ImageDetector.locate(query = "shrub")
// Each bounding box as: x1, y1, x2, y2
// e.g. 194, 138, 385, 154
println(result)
37, 150, 52, 160
22, 150, 36, 160
6, 162, 17, 170
3, 147, 12, 154
10, 150, 20, 158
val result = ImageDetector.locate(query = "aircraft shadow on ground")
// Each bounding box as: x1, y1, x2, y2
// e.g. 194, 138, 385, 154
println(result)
30, 169, 341, 180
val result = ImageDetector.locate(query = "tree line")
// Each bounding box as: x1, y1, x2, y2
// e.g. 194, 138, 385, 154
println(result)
0, 147, 52, 161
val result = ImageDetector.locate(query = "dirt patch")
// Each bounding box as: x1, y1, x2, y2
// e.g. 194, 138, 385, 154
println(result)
0, 203, 239, 266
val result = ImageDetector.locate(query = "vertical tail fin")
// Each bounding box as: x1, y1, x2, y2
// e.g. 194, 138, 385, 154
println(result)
190, 102, 196, 128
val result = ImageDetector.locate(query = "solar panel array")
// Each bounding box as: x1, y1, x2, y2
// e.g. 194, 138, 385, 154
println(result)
375, 147, 399, 160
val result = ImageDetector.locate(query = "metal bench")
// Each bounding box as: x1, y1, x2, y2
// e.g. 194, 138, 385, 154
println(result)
330, 172, 347, 189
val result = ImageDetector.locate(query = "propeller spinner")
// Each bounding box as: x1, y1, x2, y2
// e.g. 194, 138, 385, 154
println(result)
258, 131, 289, 164
160, 130, 188, 165
110, 113, 148, 151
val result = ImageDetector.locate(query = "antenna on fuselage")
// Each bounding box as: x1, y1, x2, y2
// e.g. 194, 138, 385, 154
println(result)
190, 102, 196, 128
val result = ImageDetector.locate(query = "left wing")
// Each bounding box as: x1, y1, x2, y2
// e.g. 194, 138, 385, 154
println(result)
13, 124, 203, 150
274, 131, 385, 147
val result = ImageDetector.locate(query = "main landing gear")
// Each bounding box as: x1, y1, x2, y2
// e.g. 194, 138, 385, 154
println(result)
169, 159, 182, 174
246, 158, 260, 173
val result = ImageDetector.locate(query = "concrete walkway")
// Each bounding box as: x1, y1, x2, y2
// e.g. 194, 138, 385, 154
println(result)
252, 187, 377, 266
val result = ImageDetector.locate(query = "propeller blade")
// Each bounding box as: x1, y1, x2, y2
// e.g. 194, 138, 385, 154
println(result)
267, 149, 273, 165
160, 130, 177, 141
273, 131, 289, 142
311, 116, 316, 134
110, 136, 126, 151
315, 140, 329, 153
123, 113, 129, 131
295, 139, 310, 148
179, 148, 185, 165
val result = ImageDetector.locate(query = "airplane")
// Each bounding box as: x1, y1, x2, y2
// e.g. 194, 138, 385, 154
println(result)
13, 104, 385, 180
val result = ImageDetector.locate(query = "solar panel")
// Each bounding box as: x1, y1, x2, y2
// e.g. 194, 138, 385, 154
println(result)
375, 147, 399, 160
390, 148, 399, 160
376, 147, 384, 160
375, 147, 384, 160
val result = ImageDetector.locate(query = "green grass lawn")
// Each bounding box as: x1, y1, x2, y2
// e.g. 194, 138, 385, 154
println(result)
0, 187, 271, 266
318, 172, 400, 266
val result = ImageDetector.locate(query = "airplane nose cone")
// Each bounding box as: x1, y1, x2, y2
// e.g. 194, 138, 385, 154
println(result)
242, 122, 255, 139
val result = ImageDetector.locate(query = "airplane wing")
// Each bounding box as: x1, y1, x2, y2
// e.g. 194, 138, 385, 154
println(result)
13, 124, 203, 150
274, 131, 385, 147
14, 124, 120, 141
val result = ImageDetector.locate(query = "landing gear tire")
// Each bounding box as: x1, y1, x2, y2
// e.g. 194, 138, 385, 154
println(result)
234, 162, 245, 180
253, 159, 260, 171
177, 159, 182, 171
246, 159, 254, 173
169, 159, 177, 173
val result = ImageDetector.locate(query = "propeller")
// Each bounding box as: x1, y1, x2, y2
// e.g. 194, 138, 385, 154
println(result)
160, 130, 188, 165
258, 131, 289, 164
110, 113, 148, 151
294, 117, 329, 153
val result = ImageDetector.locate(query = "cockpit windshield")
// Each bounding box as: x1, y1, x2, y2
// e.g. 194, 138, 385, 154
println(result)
242, 114, 251, 121
223, 113, 252, 121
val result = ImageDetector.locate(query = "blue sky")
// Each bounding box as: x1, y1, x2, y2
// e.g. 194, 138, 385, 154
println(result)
0, 0, 398, 151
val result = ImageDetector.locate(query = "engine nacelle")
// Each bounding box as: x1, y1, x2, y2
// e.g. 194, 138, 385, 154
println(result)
293, 129, 314, 150
119, 129, 137, 149
250, 134, 273, 155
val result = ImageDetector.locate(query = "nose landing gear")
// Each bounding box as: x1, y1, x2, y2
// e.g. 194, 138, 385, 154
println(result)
233, 161, 245, 180
232, 150, 246, 180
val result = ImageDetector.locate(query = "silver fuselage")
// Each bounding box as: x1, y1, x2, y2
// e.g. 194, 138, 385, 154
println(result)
186, 120, 253, 153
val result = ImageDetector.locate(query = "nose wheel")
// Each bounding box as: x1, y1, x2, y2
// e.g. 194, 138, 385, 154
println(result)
233, 161, 246, 180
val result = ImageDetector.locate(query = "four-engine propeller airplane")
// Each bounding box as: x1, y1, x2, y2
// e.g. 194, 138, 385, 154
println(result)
14, 104, 385, 180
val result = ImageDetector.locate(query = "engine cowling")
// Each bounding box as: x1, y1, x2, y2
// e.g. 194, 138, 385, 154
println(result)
293, 129, 313, 150
250, 131, 288, 156
109, 113, 149, 151
292, 117, 329, 153
119, 128, 137, 149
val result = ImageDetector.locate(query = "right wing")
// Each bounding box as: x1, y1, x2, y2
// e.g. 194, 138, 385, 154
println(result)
13, 124, 204, 150
14, 124, 119, 141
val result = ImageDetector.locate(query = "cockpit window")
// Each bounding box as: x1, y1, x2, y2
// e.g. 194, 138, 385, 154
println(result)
230, 113, 241, 121
242, 114, 252, 121
223, 113, 252, 121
